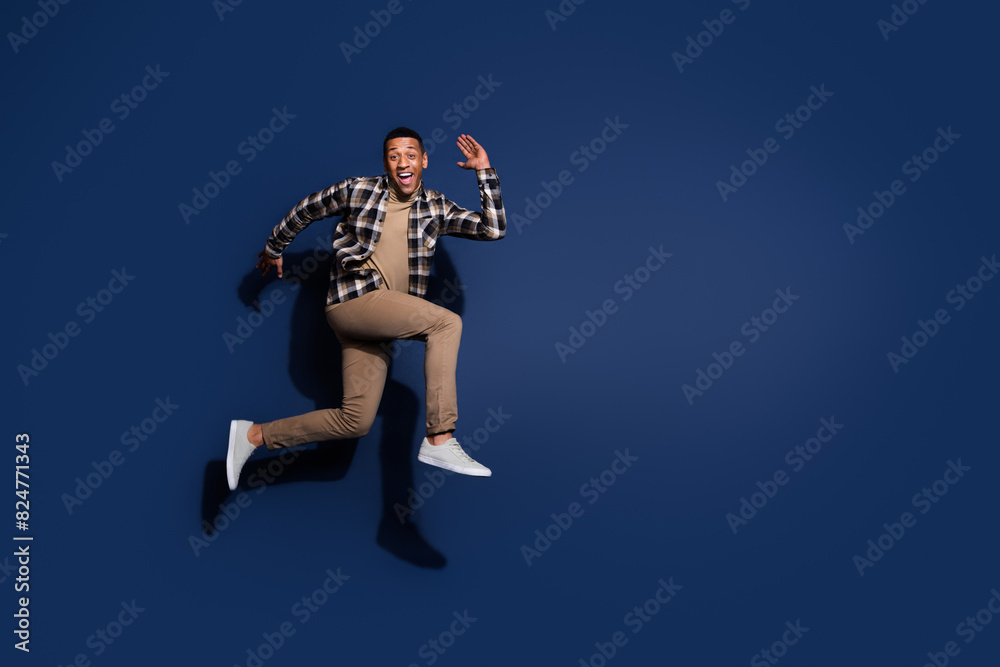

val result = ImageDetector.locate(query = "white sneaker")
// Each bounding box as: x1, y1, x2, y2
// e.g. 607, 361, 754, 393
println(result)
227, 420, 257, 490
418, 437, 491, 477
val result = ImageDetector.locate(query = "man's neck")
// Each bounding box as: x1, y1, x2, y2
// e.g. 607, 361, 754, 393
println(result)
387, 176, 420, 202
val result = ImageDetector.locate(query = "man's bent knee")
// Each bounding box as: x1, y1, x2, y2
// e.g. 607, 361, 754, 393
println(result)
340, 406, 376, 438
440, 310, 462, 335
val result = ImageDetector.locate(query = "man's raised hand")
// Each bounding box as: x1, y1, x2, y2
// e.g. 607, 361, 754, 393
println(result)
256, 250, 283, 278
456, 134, 491, 170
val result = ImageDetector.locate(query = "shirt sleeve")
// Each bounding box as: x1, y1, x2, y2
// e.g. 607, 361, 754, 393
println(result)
263, 178, 353, 258
438, 167, 506, 241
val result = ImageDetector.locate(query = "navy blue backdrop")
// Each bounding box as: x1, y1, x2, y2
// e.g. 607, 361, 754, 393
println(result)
4, 0, 999, 665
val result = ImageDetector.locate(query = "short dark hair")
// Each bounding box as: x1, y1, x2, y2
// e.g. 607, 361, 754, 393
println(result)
383, 127, 424, 158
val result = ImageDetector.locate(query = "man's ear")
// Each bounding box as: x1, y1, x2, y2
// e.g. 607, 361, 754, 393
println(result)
422, 152, 428, 169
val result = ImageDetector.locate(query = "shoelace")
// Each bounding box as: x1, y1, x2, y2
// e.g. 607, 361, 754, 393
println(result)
447, 441, 476, 464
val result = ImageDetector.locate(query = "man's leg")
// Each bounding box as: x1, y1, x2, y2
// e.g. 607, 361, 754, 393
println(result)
228, 289, 485, 490
258, 336, 391, 449
325, 289, 490, 476
226, 300, 392, 489
325, 289, 462, 439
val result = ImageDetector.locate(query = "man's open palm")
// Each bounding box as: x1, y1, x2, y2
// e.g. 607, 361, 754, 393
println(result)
456, 134, 491, 170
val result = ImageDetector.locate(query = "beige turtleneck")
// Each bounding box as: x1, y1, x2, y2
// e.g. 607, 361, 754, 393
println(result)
363, 184, 416, 292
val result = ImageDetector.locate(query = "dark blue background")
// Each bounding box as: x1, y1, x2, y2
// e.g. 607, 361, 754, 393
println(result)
4, 0, 999, 665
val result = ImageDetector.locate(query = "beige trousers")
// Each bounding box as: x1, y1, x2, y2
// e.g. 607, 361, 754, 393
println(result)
260, 288, 461, 450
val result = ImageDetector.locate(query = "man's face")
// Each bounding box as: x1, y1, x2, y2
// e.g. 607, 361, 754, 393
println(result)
383, 137, 427, 196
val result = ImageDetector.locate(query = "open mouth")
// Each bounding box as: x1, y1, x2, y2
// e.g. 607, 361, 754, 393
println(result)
397, 171, 413, 187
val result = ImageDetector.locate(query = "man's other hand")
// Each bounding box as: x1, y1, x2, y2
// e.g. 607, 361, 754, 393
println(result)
256, 250, 283, 277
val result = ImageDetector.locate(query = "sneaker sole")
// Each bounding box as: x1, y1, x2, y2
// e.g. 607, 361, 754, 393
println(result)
418, 452, 492, 477
226, 420, 239, 491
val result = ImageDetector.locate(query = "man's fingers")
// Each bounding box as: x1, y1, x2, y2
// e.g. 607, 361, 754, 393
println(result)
461, 135, 481, 153
456, 134, 487, 169
256, 249, 282, 276
457, 134, 476, 155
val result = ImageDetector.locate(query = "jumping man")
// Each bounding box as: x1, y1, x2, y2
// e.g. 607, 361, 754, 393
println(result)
226, 128, 505, 490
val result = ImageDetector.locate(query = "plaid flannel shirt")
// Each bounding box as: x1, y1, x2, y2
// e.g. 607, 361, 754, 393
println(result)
264, 168, 505, 305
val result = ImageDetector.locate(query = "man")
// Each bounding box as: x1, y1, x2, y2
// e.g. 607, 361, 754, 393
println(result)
225, 128, 505, 492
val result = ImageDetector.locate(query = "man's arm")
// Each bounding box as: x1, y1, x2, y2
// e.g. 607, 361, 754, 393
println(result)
256, 178, 353, 276
438, 134, 506, 241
